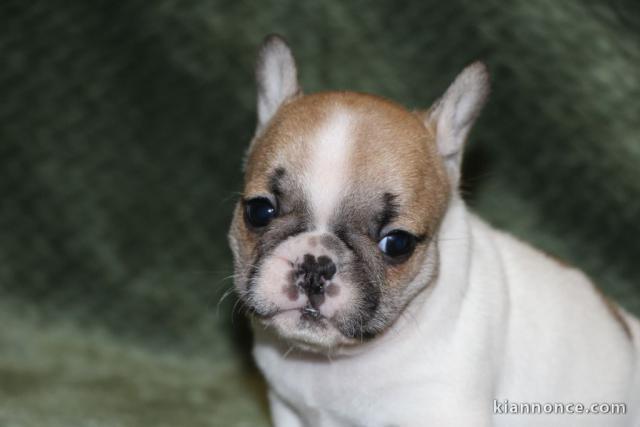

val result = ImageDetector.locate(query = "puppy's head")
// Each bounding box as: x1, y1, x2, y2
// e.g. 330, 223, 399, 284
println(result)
228, 35, 489, 352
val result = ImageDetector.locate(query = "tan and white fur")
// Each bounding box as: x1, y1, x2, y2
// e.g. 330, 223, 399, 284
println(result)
228, 35, 640, 426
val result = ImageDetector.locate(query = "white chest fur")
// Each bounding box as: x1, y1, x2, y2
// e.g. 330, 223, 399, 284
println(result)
253, 198, 640, 427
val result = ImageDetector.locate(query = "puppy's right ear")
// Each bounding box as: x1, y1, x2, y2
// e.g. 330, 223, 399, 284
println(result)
420, 62, 489, 186
255, 34, 301, 133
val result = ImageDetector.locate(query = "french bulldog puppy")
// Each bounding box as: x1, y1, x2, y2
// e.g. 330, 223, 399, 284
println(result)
228, 35, 640, 427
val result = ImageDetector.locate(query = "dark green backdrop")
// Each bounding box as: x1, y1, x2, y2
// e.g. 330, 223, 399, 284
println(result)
1, 1, 638, 426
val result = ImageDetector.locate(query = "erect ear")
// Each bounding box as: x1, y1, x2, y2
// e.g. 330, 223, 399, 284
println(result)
421, 62, 489, 185
255, 34, 301, 133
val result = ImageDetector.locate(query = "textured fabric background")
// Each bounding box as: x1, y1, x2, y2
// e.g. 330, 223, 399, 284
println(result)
1, 1, 639, 426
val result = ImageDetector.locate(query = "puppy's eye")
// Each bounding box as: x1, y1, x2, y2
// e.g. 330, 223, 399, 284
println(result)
378, 230, 416, 258
245, 198, 277, 227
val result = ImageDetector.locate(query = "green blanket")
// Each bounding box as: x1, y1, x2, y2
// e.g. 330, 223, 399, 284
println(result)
1, 1, 638, 425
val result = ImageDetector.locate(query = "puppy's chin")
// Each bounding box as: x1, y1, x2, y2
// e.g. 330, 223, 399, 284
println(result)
257, 310, 360, 353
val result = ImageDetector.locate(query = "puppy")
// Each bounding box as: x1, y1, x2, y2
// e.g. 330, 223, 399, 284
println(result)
228, 35, 640, 426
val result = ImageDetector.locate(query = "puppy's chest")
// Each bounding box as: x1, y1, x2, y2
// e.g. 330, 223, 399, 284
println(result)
255, 345, 442, 426
270, 359, 406, 425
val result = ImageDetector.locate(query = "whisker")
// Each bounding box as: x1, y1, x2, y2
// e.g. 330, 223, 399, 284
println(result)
325, 349, 334, 364
435, 236, 467, 243
221, 191, 245, 204
215, 286, 237, 319
283, 345, 295, 359
231, 297, 249, 324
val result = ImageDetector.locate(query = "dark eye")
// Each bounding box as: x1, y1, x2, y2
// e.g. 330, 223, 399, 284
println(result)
245, 198, 277, 228
378, 230, 416, 258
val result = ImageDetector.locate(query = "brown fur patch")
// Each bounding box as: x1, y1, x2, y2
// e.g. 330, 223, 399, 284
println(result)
596, 288, 632, 341
543, 251, 572, 269
344, 94, 448, 288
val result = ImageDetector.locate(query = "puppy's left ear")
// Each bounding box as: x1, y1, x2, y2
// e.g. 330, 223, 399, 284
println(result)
421, 62, 489, 185
255, 34, 301, 133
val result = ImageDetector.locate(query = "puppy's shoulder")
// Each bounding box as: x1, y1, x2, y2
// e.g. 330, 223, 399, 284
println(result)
473, 214, 636, 344
469, 214, 583, 281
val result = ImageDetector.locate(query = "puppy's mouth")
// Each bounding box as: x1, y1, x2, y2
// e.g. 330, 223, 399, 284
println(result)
300, 304, 323, 321
249, 300, 366, 350
253, 303, 327, 324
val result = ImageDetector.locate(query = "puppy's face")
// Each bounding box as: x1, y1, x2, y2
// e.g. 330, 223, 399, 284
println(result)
228, 36, 488, 352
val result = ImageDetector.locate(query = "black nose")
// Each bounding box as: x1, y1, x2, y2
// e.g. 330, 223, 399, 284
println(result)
296, 254, 336, 307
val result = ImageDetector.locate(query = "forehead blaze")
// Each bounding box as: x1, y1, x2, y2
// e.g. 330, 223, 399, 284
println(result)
244, 91, 450, 236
